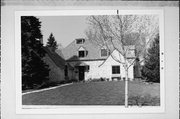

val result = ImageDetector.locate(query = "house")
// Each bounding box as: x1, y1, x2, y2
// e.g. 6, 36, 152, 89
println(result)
58, 38, 136, 81
43, 47, 74, 83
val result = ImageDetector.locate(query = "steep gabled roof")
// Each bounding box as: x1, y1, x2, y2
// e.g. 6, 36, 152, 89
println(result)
43, 47, 65, 68
99, 49, 135, 68
60, 38, 108, 61
59, 32, 141, 61
107, 40, 135, 58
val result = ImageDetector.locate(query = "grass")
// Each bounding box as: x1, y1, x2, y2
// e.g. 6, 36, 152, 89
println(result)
22, 81, 160, 105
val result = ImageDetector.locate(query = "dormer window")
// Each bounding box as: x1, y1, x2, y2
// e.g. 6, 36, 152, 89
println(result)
79, 51, 85, 57
76, 38, 85, 44
78, 47, 88, 58
101, 47, 108, 57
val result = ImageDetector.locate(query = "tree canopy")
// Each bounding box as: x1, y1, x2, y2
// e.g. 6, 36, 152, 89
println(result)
21, 16, 49, 90
141, 34, 160, 83
46, 33, 58, 51
85, 15, 159, 60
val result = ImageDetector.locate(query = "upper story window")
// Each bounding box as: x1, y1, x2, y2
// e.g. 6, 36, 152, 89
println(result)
112, 65, 120, 74
101, 47, 108, 57
76, 38, 85, 44
79, 51, 85, 57
78, 47, 88, 58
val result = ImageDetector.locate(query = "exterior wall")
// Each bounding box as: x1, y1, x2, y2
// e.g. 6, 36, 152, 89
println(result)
43, 55, 65, 82
67, 68, 74, 80
83, 60, 104, 80
97, 50, 134, 80
68, 60, 104, 81
68, 50, 134, 81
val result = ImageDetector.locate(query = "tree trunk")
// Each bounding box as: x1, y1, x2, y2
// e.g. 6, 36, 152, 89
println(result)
125, 67, 129, 108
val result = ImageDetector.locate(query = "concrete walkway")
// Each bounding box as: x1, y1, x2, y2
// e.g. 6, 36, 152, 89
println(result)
22, 83, 73, 95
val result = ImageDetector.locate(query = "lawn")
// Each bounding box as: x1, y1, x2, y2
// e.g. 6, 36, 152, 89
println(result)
22, 81, 160, 105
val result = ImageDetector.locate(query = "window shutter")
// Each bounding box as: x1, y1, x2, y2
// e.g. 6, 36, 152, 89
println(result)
86, 51, 88, 56
85, 65, 90, 71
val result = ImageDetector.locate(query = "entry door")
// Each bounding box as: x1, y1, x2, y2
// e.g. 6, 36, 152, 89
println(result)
79, 66, 85, 81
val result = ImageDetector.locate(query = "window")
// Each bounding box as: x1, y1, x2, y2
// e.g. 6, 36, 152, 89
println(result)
101, 48, 108, 57
112, 66, 120, 74
78, 47, 88, 58
79, 51, 85, 58
76, 39, 85, 44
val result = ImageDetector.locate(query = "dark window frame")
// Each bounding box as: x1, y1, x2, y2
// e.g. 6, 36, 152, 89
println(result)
79, 50, 85, 58
112, 65, 120, 74
76, 39, 85, 44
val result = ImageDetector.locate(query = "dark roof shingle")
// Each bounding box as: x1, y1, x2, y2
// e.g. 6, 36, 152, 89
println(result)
43, 47, 65, 68
61, 38, 136, 61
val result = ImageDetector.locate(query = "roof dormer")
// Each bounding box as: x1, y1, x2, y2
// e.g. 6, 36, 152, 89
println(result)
100, 46, 109, 57
76, 38, 85, 44
78, 46, 88, 58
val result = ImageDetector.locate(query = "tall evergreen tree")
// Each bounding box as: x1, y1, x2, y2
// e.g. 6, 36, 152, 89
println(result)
46, 33, 58, 51
141, 34, 160, 83
21, 16, 49, 89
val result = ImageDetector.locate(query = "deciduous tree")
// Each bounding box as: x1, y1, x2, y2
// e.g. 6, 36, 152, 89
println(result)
85, 13, 159, 107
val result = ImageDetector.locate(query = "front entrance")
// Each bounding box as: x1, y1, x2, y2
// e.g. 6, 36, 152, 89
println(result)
78, 66, 85, 81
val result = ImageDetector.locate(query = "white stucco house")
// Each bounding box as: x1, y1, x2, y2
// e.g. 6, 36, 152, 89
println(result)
57, 38, 136, 81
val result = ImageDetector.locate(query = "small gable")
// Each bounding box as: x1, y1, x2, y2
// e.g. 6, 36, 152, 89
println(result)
78, 46, 86, 51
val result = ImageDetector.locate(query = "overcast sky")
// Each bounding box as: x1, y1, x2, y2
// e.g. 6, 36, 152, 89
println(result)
37, 16, 89, 48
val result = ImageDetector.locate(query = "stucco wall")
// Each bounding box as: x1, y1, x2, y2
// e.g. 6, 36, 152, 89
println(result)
72, 50, 134, 81
100, 50, 134, 80
84, 60, 104, 80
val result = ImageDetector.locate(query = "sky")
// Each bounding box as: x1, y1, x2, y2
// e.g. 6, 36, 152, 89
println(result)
37, 16, 89, 48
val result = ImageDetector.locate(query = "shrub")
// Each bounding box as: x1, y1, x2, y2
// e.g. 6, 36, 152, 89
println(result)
64, 76, 70, 81
37, 81, 59, 89
88, 77, 107, 82
71, 78, 79, 83
59, 79, 72, 84
87, 78, 92, 82
128, 94, 160, 106
112, 77, 121, 81
100, 77, 105, 81
89, 78, 101, 82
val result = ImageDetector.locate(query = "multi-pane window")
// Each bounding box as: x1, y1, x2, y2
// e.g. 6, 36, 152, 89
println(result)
112, 66, 120, 74
101, 48, 108, 57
